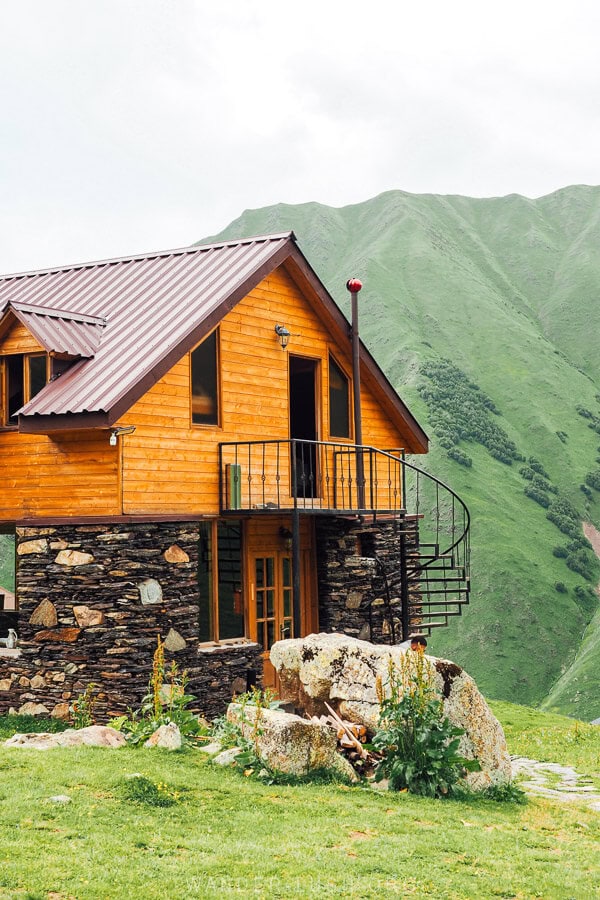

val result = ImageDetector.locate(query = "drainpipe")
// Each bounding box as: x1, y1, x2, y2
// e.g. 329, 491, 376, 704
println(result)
346, 278, 365, 511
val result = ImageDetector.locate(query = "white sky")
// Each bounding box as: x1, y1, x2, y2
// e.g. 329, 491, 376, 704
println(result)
1, 0, 599, 273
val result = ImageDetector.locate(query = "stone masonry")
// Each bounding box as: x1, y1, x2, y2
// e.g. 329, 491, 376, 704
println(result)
0, 522, 262, 721
315, 515, 420, 644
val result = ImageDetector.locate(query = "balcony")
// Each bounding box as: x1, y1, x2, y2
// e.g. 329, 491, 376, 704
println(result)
219, 439, 405, 516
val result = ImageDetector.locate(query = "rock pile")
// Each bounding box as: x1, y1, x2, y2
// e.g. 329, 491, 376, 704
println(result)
270, 632, 512, 790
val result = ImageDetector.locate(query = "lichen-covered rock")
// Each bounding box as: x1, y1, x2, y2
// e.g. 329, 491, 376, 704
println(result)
17, 701, 50, 716
29, 599, 58, 627
144, 722, 182, 750
5, 725, 126, 749
163, 628, 186, 651
54, 550, 94, 567
270, 633, 511, 790
73, 606, 105, 628
226, 702, 358, 782
163, 545, 190, 563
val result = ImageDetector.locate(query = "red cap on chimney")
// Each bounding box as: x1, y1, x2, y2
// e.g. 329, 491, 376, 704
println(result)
346, 278, 362, 293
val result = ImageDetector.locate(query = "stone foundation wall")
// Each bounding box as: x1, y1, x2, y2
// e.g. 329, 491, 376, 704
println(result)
0, 522, 262, 721
315, 516, 420, 643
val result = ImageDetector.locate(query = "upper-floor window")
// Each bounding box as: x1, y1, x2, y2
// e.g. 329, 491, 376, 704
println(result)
328, 354, 351, 439
191, 329, 219, 426
1, 353, 48, 427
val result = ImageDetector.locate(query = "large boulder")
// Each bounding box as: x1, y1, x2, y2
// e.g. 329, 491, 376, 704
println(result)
226, 702, 358, 782
270, 632, 511, 790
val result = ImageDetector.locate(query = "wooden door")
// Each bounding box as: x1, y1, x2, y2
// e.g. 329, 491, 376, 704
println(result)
250, 552, 295, 689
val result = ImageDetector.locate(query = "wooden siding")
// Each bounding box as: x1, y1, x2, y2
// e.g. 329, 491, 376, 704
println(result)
0, 430, 119, 519
0, 321, 43, 355
119, 267, 407, 515
0, 266, 408, 520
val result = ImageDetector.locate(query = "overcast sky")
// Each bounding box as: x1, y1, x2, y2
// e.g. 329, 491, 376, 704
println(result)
1, 0, 599, 273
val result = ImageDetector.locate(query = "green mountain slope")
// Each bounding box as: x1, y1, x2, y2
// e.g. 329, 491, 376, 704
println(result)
203, 187, 600, 719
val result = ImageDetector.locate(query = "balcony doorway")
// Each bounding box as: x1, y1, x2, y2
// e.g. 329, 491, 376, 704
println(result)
289, 356, 319, 499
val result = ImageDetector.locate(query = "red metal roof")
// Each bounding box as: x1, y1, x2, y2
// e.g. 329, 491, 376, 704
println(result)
7, 301, 106, 358
0, 232, 429, 452
0, 234, 294, 420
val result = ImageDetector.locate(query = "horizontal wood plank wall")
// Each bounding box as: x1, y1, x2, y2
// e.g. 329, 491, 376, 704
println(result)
0, 323, 43, 355
0, 318, 119, 519
0, 430, 119, 519
119, 267, 407, 515
0, 267, 407, 520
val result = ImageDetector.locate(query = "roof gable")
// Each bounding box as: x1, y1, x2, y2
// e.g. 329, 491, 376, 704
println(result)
0, 301, 106, 359
0, 233, 428, 452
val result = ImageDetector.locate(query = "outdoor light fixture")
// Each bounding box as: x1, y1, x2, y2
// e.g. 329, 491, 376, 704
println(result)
279, 526, 293, 550
274, 323, 291, 350
109, 425, 136, 446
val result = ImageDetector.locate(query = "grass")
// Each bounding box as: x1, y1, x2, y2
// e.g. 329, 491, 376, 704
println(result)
490, 701, 600, 787
0, 705, 598, 899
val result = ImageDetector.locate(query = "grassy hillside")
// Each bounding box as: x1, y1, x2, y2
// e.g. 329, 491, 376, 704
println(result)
205, 187, 600, 719
0, 534, 14, 593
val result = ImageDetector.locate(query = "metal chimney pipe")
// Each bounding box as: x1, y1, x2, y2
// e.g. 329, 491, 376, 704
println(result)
346, 278, 365, 510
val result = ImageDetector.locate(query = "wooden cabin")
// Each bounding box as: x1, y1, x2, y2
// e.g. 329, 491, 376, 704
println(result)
0, 233, 470, 718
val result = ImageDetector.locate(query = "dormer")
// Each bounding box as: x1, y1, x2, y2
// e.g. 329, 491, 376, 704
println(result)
0, 301, 106, 428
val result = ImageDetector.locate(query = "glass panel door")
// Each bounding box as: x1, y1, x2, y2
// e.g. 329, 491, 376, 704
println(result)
251, 552, 295, 689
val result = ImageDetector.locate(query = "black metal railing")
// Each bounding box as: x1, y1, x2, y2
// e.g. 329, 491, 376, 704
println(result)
219, 439, 406, 514
219, 438, 471, 639
219, 439, 469, 569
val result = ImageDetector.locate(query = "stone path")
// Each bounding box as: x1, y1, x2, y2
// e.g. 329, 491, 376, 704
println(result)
511, 756, 600, 810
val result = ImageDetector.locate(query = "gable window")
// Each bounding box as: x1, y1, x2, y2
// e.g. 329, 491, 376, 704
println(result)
1, 353, 48, 427
328, 354, 351, 439
198, 519, 245, 642
191, 329, 219, 426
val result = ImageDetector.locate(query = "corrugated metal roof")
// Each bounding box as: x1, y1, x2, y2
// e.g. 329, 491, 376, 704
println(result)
8, 301, 106, 358
0, 234, 295, 419
0, 231, 429, 453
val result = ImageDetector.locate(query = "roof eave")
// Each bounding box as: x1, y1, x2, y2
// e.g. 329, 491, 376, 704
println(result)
18, 411, 110, 433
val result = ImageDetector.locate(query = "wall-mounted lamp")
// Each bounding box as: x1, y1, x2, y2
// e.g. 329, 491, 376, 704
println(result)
109, 424, 136, 446
279, 526, 293, 550
274, 323, 291, 350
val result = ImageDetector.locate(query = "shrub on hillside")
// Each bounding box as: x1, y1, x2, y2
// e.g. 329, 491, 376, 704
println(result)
447, 447, 472, 467
524, 485, 550, 508
418, 360, 518, 467
584, 470, 600, 491
554, 582, 567, 593
527, 457, 550, 479
565, 549, 596, 582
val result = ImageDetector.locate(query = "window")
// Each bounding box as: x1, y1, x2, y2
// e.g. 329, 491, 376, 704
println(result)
198, 519, 244, 642
328, 354, 351, 439
1, 353, 48, 426
191, 330, 219, 425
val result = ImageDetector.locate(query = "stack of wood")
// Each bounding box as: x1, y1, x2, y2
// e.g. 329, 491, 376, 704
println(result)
310, 701, 382, 777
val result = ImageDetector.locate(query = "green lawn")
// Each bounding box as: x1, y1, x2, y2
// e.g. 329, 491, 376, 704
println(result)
0, 704, 598, 899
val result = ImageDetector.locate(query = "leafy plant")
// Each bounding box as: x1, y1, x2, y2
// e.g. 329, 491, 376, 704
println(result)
452, 780, 527, 805
120, 774, 180, 807
115, 636, 206, 746
70, 682, 98, 728
372, 654, 479, 797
